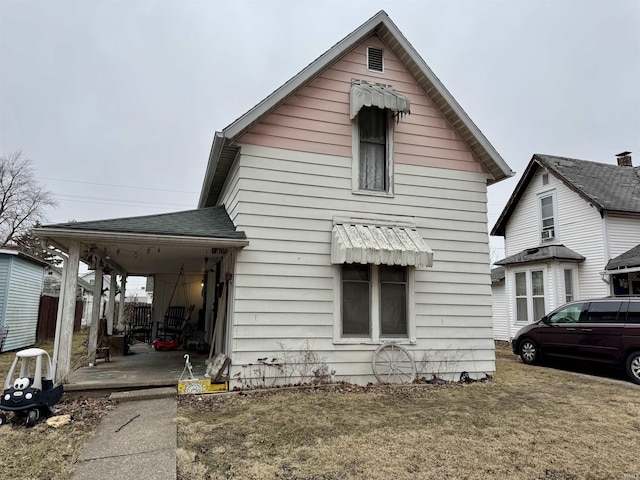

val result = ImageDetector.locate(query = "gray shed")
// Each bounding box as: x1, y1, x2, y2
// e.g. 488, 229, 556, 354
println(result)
0, 249, 47, 352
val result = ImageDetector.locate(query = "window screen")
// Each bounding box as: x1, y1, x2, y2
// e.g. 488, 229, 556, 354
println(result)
342, 264, 370, 335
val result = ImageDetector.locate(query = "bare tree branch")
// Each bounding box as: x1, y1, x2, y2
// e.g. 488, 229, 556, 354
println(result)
0, 151, 57, 247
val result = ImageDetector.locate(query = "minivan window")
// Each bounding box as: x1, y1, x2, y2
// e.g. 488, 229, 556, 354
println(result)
582, 301, 623, 323
627, 302, 640, 324
548, 303, 586, 324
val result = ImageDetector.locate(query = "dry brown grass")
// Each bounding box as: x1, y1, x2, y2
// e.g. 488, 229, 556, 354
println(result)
177, 344, 640, 480
0, 331, 114, 479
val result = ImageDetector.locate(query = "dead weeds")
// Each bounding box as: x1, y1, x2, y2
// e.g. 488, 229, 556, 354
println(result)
177, 344, 640, 480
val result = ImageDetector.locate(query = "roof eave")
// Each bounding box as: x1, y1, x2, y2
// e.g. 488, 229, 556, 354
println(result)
34, 227, 249, 248
198, 131, 226, 208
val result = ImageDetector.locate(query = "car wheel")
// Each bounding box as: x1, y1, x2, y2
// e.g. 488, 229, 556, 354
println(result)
0, 412, 6, 426
519, 339, 539, 365
625, 351, 640, 385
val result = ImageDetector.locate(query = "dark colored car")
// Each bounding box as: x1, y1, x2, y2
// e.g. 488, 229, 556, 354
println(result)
512, 297, 640, 385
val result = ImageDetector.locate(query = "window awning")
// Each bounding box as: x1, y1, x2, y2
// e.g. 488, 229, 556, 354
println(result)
350, 79, 411, 120
331, 222, 433, 267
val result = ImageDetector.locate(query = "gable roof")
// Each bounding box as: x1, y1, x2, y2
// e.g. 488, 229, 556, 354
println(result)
199, 10, 513, 208
605, 244, 640, 271
492, 154, 640, 236
494, 244, 585, 267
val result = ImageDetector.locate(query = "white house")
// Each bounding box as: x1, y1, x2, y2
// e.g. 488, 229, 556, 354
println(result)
35, 11, 513, 386
491, 152, 640, 340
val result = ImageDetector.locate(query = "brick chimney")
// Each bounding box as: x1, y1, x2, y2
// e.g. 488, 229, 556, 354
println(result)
616, 151, 632, 167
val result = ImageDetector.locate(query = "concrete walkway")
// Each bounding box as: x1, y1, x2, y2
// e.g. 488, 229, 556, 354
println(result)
72, 388, 178, 480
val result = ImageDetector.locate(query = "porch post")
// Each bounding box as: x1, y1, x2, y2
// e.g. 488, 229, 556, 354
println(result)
51, 253, 67, 382
54, 240, 80, 384
87, 267, 103, 364
106, 274, 117, 335
117, 274, 127, 332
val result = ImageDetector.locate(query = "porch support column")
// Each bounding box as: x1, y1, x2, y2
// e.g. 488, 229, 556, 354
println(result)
51, 253, 67, 382
87, 267, 103, 364
106, 274, 117, 335
117, 274, 127, 332
54, 240, 80, 384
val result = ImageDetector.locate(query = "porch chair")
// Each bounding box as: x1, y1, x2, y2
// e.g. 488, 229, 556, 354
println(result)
127, 305, 153, 343
158, 304, 194, 341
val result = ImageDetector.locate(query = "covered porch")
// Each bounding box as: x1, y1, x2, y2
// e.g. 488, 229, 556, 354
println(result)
34, 206, 248, 386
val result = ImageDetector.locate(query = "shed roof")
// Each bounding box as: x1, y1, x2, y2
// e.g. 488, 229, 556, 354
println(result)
495, 245, 585, 267
492, 154, 640, 236
199, 10, 513, 208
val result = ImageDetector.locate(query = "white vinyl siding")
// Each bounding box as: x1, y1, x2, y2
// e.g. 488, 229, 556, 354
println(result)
222, 143, 495, 386
491, 279, 509, 341
604, 213, 640, 259
504, 168, 608, 300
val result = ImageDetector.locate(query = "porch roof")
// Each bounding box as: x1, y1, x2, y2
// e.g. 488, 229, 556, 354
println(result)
495, 245, 585, 267
34, 206, 248, 275
605, 244, 640, 272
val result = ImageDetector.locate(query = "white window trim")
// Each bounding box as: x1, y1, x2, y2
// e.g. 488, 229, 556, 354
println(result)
538, 190, 557, 243
351, 110, 395, 197
562, 265, 578, 304
333, 264, 415, 344
512, 266, 547, 324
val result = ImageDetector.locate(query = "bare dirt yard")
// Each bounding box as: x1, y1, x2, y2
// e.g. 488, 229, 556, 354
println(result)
177, 344, 640, 480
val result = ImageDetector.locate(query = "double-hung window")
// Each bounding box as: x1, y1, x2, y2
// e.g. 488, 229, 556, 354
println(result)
357, 106, 389, 192
338, 263, 411, 342
514, 269, 546, 323
539, 193, 556, 241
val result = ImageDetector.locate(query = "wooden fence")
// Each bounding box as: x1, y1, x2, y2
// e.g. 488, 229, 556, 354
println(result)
37, 295, 83, 341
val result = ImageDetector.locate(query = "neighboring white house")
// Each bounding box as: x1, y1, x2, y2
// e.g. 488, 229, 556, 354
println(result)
491, 152, 640, 340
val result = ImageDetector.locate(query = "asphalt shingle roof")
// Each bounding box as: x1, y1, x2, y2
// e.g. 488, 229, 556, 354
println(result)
492, 154, 640, 236
491, 266, 505, 282
535, 154, 640, 213
605, 244, 640, 270
495, 245, 585, 266
43, 206, 246, 240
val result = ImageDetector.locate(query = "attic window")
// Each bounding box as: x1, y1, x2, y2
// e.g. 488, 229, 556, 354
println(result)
367, 47, 384, 72
542, 173, 549, 185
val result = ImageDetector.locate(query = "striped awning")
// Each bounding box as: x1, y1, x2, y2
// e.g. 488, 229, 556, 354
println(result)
350, 79, 411, 120
331, 222, 433, 267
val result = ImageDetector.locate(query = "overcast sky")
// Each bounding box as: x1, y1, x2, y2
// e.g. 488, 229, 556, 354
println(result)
1, 0, 639, 262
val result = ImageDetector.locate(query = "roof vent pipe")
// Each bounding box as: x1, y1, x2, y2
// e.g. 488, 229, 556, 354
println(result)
616, 151, 632, 167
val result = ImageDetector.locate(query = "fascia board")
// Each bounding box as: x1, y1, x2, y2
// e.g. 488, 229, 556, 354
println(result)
35, 228, 249, 248
198, 131, 225, 208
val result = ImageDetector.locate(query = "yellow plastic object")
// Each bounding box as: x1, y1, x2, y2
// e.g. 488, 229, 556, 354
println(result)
177, 379, 228, 395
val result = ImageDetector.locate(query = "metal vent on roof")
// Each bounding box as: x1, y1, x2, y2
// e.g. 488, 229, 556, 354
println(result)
367, 47, 384, 72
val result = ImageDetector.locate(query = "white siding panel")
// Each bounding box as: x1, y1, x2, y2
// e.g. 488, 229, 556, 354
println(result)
491, 280, 508, 340
223, 144, 495, 386
605, 213, 640, 259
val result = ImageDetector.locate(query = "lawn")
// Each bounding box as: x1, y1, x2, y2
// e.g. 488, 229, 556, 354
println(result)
177, 344, 640, 480
0, 332, 114, 480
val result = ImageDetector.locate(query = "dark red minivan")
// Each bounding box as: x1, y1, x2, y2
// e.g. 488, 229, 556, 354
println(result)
512, 297, 640, 384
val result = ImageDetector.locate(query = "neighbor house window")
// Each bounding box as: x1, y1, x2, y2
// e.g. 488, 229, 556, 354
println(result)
340, 264, 409, 340
564, 269, 574, 302
514, 269, 546, 323
540, 193, 555, 241
515, 272, 528, 322
358, 106, 389, 192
